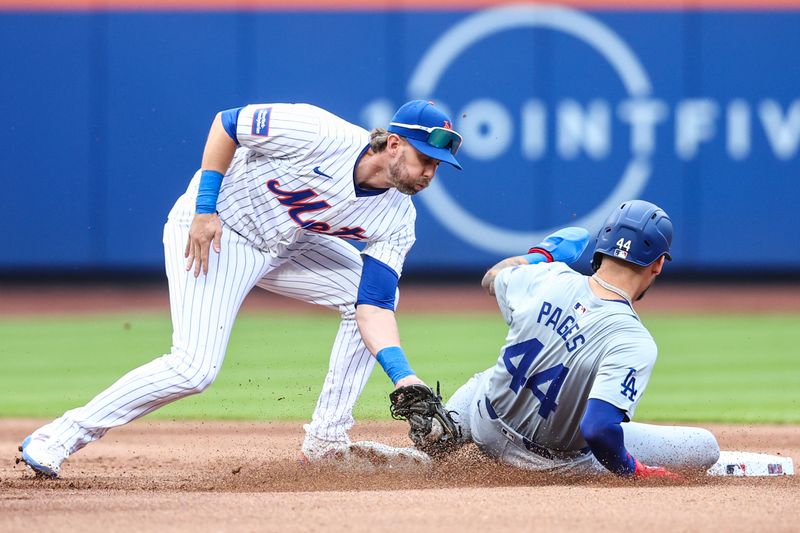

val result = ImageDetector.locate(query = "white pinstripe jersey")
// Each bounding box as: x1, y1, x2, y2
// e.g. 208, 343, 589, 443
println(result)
214, 103, 416, 274
485, 262, 657, 452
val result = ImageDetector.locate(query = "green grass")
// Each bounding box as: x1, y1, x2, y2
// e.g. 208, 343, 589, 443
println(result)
640, 314, 800, 422
1, 311, 798, 423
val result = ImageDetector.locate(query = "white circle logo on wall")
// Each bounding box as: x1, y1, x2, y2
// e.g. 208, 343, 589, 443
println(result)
409, 4, 653, 255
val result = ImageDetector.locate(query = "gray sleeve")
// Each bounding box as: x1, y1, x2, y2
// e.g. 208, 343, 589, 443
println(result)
493, 263, 552, 326
493, 267, 515, 325
588, 332, 657, 419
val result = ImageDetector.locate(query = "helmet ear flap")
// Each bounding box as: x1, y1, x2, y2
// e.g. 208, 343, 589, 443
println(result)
591, 252, 603, 272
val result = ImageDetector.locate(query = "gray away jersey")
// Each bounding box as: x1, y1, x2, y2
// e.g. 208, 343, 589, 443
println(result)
485, 262, 657, 452
211, 103, 416, 274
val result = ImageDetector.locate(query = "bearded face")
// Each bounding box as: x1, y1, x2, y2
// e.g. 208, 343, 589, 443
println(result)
387, 153, 416, 195
387, 142, 438, 196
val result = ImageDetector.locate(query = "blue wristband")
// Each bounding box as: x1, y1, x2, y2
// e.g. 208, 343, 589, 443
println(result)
376, 346, 414, 385
196, 169, 224, 214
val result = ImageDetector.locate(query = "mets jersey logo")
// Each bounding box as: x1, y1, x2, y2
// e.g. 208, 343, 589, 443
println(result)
267, 180, 367, 240
620, 368, 638, 401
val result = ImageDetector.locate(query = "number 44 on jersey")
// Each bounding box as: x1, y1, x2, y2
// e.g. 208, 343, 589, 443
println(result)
502, 338, 570, 419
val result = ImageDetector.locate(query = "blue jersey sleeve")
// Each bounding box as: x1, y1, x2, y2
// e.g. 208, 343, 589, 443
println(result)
220, 107, 243, 144
356, 255, 399, 311
580, 398, 637, 476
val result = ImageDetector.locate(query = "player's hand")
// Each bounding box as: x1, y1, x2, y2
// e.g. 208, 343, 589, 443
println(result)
634, 458, 682, 480
395, 375, 425, 389
185, 213, 222, 277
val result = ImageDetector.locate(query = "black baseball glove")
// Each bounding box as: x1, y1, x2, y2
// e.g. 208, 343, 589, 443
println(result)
389, 382, 462, 458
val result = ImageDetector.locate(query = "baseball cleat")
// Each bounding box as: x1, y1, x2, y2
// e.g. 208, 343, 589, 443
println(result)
299, 436, 432, 470
299, 433, 351, 463
297, 445, 350, 465
348, 441, 432, 469
18, 434, 64, 478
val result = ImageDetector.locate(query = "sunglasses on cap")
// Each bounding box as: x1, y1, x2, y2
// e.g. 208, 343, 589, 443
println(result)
388, 122, 463, 157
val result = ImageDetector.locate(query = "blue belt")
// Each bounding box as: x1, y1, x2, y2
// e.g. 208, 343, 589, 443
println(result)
483, 396, 591, 461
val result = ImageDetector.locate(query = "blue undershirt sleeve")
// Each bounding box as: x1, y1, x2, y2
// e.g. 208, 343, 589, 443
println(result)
220, 107, 243, 145
356, 255, 399, 311
580, 398, 637, 476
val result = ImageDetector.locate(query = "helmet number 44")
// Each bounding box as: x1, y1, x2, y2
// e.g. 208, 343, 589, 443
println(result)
613, 238, 632, 260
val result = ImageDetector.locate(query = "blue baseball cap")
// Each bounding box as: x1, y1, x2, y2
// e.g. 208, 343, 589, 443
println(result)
387, 100, 463, 170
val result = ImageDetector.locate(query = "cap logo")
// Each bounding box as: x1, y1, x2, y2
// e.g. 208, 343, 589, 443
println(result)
443, 120, 452, 130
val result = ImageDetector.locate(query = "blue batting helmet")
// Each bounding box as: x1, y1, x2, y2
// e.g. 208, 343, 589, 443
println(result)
591, 200, 673, 272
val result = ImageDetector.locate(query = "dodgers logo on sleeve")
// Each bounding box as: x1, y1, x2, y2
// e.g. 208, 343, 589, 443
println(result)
252, 107, 272, 136
620, 368, 638, 401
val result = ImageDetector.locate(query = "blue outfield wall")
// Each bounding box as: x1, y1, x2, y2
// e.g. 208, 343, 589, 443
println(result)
1, 5, 799, 275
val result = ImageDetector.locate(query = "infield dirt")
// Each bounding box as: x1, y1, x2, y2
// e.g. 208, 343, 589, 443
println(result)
2, 420, 798, 532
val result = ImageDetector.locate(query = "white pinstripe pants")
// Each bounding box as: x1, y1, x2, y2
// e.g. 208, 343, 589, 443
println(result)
33, 217, 376, 456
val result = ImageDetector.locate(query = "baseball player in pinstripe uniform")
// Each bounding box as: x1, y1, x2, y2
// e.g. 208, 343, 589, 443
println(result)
18, 99, 463, 477
425, 201, 720, 477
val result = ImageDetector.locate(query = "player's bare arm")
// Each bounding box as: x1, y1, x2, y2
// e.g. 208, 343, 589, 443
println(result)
185, 113, 238, 277
481, 256, 529, 296
481, 227, 592, 296
355, 304, 424, 388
